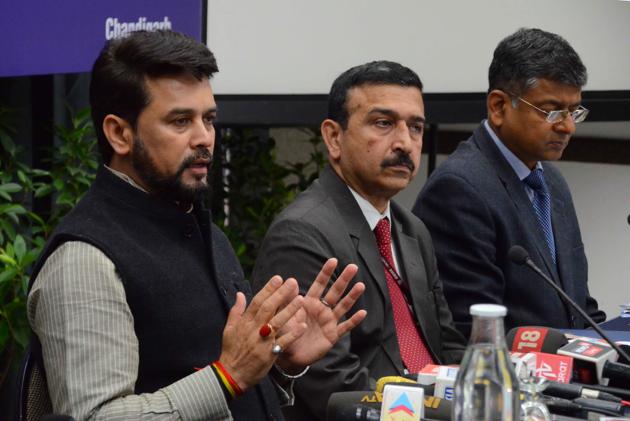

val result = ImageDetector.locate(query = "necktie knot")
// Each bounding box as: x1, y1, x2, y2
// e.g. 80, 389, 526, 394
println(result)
374, 218, 392, 248
523, 168, 548, 194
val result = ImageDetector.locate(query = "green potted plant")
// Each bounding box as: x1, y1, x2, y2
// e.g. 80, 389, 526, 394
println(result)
0, 106, 97, 389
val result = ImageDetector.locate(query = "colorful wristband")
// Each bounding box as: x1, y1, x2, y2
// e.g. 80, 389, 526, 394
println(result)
212, 360, 243, 399
209, 363, 233, 400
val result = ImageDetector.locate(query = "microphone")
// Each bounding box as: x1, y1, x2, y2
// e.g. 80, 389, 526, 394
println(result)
416, 364, 442, 385
433, 366, 458, 400
557, 338, 620, 385
507, 245, 630, 363
381, 383, 425, 419
510, 352, 537, 378
572, 382, 630, 400
506, 325, 630, 388
376, 376, 435, 396
506, 326, 568, 353
543, 395, 630, 418
334, 404, 380, 421
506, 328, 574, 383
573, 397, 630, 417
422, 395, 452, 420
543, 380, 622, 403
327, 392, 380, 421
327, 391, 452, 420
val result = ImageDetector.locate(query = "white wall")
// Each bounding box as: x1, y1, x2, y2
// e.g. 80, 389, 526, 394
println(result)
223, 0, 630, 318
394, 154, 630, 319
208, 0, 630, 94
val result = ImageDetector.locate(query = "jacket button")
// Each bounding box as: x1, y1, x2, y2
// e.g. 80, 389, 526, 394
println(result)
220, 286, 227, 296
184, 225, 194, 238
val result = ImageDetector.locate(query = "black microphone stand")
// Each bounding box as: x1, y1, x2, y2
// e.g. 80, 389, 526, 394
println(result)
508, 245, 630, 363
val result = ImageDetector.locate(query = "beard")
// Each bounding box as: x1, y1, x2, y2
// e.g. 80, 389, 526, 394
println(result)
131, 135, 213, 205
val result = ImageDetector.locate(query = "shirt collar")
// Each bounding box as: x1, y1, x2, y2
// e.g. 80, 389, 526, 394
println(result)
347, 186, 392, 231
105, 165, 149, 193
483, 119, 543, 180
105, 165, 194, 213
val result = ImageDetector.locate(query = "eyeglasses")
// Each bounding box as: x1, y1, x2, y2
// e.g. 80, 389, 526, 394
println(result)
512, 96, 589, 124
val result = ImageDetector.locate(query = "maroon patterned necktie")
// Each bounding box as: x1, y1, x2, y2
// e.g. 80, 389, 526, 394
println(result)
374, 217, 434, 372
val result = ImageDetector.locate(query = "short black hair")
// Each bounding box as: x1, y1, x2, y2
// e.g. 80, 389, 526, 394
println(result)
327, 61, 423, 129
89, 30, 219, 164
488, 28, 587, 95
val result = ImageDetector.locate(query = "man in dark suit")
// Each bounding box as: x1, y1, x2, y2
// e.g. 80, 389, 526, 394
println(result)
253, 61, 466, 420
413, 28, 606, 339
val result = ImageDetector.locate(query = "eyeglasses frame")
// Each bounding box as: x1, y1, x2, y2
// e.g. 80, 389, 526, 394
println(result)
508, 93, 589, 124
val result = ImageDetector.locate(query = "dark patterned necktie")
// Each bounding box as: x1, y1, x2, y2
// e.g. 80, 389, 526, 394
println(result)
523, 168, 556, 264
374, 217, 434, 372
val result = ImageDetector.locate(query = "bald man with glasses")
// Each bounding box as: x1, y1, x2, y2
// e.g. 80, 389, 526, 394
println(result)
413, 28, 606, 338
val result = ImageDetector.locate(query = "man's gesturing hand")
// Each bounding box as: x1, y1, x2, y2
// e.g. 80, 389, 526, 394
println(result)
219, 276, 306, 391
276, 258, 367, 373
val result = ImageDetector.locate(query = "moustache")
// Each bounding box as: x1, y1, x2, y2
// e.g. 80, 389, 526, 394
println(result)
182, 149, 213, 169
381, 152, 415, 172
173, 149, 213, 181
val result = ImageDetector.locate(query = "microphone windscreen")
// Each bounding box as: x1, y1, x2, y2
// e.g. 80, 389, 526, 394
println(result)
506, 326, 568, 353
327, 391, 453, 421
335, 405, 380, 421
327, 391, 380, 421
423, 395, 452, 420
508, 245, 529, 265
375, 375, 417, 394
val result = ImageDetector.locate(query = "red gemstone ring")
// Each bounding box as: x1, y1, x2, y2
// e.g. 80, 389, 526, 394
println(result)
259, 323, 275, 338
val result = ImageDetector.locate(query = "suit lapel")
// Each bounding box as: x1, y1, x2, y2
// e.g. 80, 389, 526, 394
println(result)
319, 166, 403, 370
473, 126, 560, 283
319, 166, 390, 304
392, 213, 435, 350
546, 167, 572, 294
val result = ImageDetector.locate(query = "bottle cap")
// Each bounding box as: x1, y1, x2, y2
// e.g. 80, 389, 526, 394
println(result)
470, 304, 507, 317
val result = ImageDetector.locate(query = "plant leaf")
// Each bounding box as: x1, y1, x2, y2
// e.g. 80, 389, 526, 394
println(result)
14, 235, 26, 261
31, 169, 49, 176
0, 183, 21, 194
34, 184, 52, 198
0, 267, 18, 284
20, 249, 39, 268
0, 204, 26, 215
53, 178, 64, 190
0, 218, 16, 240
0, 254, 17, 266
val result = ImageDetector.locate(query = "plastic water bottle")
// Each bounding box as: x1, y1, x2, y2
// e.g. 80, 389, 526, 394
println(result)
452, 304, 520, 421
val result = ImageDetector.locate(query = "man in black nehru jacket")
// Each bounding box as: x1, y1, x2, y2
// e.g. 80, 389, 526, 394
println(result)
413, 28, 606, 339
27, 30, 366, 420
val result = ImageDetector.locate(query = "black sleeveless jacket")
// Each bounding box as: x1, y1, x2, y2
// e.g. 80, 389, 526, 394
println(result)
29, 167, 283, 420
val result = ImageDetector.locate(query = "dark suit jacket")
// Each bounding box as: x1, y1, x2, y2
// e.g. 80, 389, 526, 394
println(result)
252, 165, 465, 421
413, 124, 605, 339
